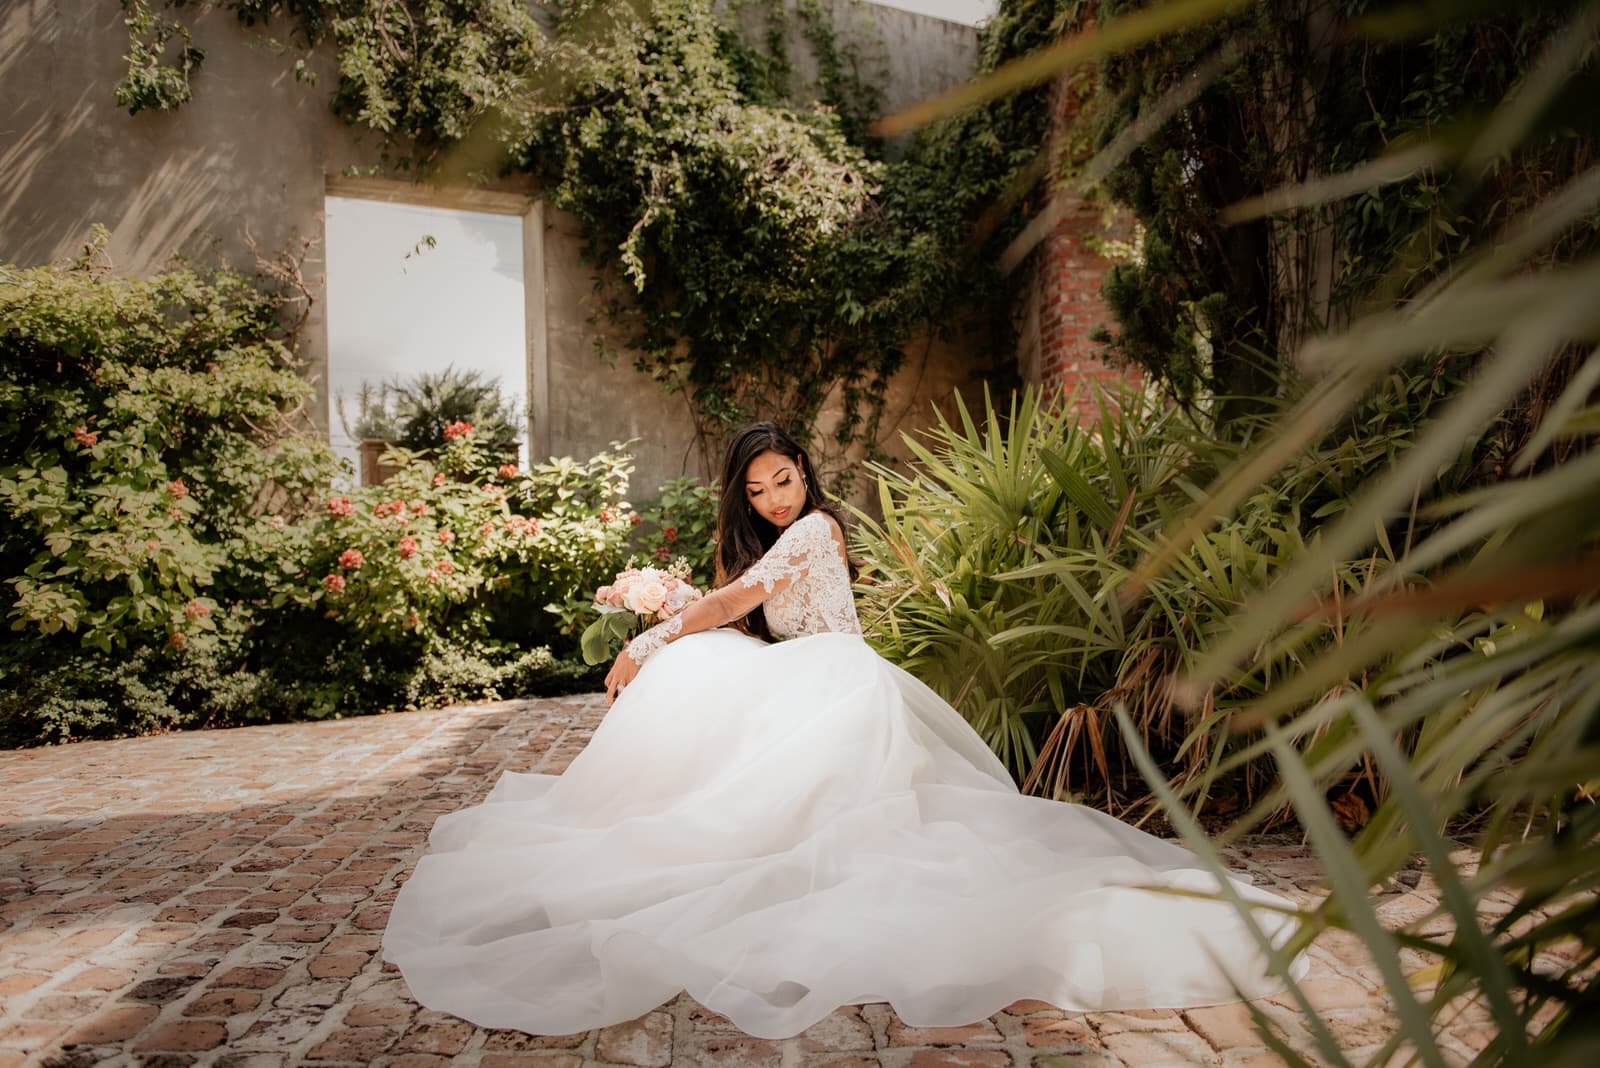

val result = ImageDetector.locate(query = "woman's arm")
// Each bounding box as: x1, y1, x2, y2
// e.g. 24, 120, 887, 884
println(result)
603, 512, 845, 701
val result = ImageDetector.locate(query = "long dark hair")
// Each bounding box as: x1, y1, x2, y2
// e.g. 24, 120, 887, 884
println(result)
715, 422, 853, 641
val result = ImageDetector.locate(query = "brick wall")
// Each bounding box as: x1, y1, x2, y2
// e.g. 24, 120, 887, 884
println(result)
1024, 67, 1142, 421
1033, 197, 1141, 420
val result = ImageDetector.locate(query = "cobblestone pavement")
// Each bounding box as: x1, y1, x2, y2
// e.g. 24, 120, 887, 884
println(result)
1, 695, 1470, 1067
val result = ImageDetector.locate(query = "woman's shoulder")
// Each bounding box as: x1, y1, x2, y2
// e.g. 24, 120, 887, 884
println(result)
781, 509, 845, 547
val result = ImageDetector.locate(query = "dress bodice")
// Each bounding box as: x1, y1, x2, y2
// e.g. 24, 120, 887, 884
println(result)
736, 511, 862, 639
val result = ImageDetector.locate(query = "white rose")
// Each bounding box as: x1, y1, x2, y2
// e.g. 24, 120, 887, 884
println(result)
635, 579, 669, 615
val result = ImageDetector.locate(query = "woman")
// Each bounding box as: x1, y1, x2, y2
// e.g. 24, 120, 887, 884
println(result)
382, 422, 1305, 1040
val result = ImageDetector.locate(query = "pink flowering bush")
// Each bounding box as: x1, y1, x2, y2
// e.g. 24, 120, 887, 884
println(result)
0, 243, 640, 744
289, 432, 637, 652
0, 240, 343, 743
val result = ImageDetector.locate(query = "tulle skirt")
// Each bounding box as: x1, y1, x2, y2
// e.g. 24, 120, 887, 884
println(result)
382, 629, 1304, 1039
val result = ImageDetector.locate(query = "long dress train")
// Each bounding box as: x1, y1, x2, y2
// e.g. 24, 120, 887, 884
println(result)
382, 512, 1305, 1039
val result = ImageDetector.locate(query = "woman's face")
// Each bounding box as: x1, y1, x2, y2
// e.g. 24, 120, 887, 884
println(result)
743, 449, 806, 529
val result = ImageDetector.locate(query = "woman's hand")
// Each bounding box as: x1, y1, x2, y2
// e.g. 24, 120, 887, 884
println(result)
604, 648, 641, 704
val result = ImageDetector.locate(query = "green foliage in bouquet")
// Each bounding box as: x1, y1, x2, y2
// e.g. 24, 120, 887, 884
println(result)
577, 559, 705, 666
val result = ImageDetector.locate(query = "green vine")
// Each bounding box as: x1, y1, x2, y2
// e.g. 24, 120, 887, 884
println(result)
116, 0, 206, 115
1089, 0, 1599, 430
112, 1, 1054, 476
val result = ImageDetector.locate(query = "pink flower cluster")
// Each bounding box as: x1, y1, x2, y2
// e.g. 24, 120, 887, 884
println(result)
327, 496, 354, 517
399, 537, 419, 560
594, 566, 703, 624
185, 600, 210, 620
504, 516, 541, 537
338, 548, 365, 570
73, 426, 98, 448
167, 479, 188, 499
498, 464, 519, 480
373, 499, 407, 518
443, 420, 474, 441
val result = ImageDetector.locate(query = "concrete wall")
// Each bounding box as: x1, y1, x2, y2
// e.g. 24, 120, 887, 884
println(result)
0, 0, 982, 497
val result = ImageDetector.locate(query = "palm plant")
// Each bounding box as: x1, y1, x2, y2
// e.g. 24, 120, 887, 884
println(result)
873, 0, 1599, 1061
387, 366, 521, 455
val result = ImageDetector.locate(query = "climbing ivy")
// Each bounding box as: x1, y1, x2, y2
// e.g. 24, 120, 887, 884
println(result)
118, 0, 546, 164
113, 0, 1051, 476
1089, 0, 1599, 429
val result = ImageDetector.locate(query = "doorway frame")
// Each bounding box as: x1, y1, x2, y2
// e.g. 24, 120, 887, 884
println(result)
321, 176, 551, 462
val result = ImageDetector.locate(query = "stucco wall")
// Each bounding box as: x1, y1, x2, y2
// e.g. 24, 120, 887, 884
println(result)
1, 0, 983, 497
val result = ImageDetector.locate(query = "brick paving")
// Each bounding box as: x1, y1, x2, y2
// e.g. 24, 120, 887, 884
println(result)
0, 694, 1482, 1067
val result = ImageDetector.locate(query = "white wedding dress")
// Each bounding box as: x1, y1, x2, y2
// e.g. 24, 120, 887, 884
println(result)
382, 512, 1304, 1039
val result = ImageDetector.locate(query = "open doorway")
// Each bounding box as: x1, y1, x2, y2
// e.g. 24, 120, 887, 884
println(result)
323, 190, 534, 484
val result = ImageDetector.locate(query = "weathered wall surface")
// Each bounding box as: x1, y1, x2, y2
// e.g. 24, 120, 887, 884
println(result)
0, 0, 982, 495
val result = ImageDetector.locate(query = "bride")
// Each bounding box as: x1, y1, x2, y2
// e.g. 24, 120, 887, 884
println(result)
382, 421, 1306, 1040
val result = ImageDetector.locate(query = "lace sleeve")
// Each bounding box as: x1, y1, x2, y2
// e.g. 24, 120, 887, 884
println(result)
737, 512, 843, 594
625, 614, 684, 666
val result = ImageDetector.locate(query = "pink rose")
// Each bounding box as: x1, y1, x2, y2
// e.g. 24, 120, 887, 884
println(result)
634, 577, 669, 615
438, 529, 456, 545
323, 573, 346, 593
443, 420, 473, 441
167, 479, 188, 499
437, 560, 454, 575
498, 464, 519, 479
73, 426, 98, 448
433, 473, 447, 486
399, 537, 418, 560
338, 548, 365, 570
168, 632, 187, 651
184, 600, 209, 619
327, 496, 354, 517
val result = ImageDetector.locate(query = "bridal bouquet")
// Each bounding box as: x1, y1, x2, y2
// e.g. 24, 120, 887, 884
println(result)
580, 560, 704, 664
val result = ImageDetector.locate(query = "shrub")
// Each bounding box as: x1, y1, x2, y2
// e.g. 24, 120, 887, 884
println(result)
0, 243, 626, 744
633, 476, 720, 584
854, 376, 1473, 810
287, 431, 636, 652
0, 234, 340, 658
